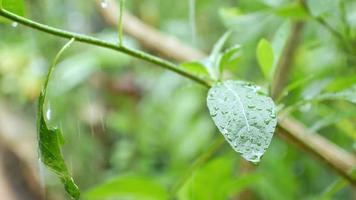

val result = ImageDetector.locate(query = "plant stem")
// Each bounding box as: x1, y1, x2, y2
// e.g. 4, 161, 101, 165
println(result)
0, 8, 210, 88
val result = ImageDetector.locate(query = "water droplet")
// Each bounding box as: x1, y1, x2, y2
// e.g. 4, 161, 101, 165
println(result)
247, 105, 255, 109
264, 119, 270, 125
101, 0, 108, 8
46, 108, 51, 120
11, 22, 18, 27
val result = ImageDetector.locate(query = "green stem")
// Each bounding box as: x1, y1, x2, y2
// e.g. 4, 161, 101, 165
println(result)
43, 38, 75, 97
169, 137, 225, 199
0, 8, 210, 88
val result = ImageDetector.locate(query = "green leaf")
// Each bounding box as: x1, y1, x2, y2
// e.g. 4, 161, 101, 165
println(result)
218, 44, 242, 74
325, 75, 356, 92
306, 0, 337, 17
0, 0, 24, 23
180, 61, 210, 78
207, 80, 277, 163
208, 31, 232, 80
210, 31, 232, 61
37, 38, 79, 199
257, 38, 274, 80
273, 3, 309, 20
317, 84, 356, 104
84, 176, 168, 200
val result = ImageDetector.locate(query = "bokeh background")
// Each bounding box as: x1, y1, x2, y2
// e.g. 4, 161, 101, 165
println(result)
0, 0, 355, 199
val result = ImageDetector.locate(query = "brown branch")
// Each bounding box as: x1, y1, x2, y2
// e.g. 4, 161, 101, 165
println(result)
277, 117, 356, 185
95, 0, 205, 61
271, 22, 304, 99
96, 0, 356, 184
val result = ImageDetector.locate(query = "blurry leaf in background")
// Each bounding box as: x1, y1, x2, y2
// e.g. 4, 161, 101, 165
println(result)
1, 0, 24, 15
178, 156, 261, 200
257, 38, 274, 80
317, 84, 356, 104
325, 75, 356, 92
207, 80, 277, 163
306, 0, 338, 17
273, 3, 309, 20
37, 39, 80, 199
84, 176, 168, 200
0, 0, 24, 23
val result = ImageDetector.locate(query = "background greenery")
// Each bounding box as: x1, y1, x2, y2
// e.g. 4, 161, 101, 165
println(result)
0, 0, 355, 199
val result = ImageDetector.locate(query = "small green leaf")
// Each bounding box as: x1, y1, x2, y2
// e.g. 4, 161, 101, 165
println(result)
84, 176, 168, 200
37, 38, 80, 199
180, 61, 210, 78
257, 38, 274, 80
210, 31, 232, 61
207, 80, 277, 163
208, 31, 232, 80
218, 44, 241, 74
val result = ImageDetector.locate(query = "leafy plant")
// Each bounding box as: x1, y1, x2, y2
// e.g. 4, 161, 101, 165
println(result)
1, 0, 355, 199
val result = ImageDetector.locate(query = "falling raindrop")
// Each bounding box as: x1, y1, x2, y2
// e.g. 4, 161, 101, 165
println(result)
11, 22, 18, 27
101, 0, 108, 8
189, 0, 197, 45
46, 108, 51, 121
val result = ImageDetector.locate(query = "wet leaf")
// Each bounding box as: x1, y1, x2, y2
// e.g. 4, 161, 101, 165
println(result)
37, 38, 80, 199
207, 80, 277, 163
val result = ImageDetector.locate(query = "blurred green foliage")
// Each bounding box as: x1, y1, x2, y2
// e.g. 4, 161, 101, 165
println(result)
0, 0, 355, 199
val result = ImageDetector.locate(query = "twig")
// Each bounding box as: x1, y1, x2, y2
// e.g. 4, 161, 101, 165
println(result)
95, 0, 205, 61
277, 117, 356, 185
271, 22, 304, 99
0, 8, 210, 88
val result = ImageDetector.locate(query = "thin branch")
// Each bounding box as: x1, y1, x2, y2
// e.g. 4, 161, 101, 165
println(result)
277, 117, 356, 185
95, 0, 205, 61
0, 8, 210, 88
271, 22, 304, 99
